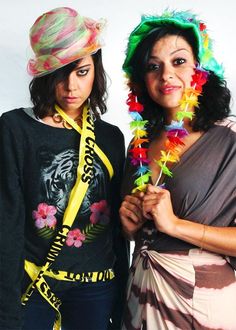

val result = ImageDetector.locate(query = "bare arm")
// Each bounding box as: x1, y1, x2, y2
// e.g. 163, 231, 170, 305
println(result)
142, 184, 236, 257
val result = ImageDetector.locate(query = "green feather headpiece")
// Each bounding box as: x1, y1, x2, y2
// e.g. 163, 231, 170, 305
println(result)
123, 10, 224, 78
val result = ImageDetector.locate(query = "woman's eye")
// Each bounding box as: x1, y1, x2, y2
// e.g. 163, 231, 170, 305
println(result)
76, 69, 89, 76
146, 63, 160, 72
174, 58, 186, 65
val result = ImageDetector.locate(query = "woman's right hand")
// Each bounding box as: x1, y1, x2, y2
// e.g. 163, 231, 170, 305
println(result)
119, 192, 146, 239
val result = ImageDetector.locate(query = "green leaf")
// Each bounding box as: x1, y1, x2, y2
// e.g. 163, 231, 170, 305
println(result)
82, 223, 106, 243
37, 227, 55, 239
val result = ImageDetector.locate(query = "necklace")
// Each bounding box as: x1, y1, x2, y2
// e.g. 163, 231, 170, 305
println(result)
127, 66, 208, 193
52, 112, 82, 129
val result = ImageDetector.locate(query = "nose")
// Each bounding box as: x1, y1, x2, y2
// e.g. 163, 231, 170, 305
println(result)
160, 64, 173, 81
65, 72, 77, 91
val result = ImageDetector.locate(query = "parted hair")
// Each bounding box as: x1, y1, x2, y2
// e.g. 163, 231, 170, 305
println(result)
29, 49, 107, 119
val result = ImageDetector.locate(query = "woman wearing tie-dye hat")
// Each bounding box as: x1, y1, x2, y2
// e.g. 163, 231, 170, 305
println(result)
119, 9, 236, 329
0, 7, 129, 330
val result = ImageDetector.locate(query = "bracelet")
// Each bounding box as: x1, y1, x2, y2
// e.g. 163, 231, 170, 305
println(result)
200, 224, 206, 251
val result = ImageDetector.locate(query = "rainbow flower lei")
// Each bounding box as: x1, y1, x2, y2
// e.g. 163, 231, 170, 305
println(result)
123, 10, 224, 193
128, 66, 208, 193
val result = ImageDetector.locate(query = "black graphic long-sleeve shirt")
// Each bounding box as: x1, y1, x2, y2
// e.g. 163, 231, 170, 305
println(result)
0, 108, 129, 330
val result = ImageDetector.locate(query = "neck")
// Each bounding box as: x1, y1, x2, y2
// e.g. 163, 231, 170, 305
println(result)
164, 107, 194, 129
56, 104, 83, 120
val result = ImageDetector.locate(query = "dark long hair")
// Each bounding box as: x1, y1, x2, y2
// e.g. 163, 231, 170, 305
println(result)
29, 49, 107, 118
128, 26, 231, 134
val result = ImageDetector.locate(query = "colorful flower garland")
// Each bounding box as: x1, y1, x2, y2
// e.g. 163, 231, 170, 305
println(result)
128, 66, 208, 193
122, 10, 224, 193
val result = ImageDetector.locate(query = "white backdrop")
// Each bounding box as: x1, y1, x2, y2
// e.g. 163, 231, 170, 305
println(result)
0, 0, 235, 145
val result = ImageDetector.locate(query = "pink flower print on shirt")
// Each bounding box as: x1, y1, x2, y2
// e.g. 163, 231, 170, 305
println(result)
66, 229, 86, 248
90, 200, 110, 225
32, 203, 57, 229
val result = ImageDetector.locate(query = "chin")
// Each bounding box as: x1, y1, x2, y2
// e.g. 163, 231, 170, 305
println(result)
157, 95, 181, 108
162, 102, 180, 111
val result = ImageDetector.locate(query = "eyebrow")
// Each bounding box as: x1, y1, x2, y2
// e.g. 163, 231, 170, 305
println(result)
149, 47, 191, 60
170, 48, 191, 55
76, 64, 92, 69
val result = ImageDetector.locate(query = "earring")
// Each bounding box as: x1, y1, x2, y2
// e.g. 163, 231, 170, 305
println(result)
87, 98, 96, 122
89, 108, 96, 122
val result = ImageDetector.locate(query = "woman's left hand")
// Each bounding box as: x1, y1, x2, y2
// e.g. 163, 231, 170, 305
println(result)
142, 185, 236, 257
142, 184, 178, 234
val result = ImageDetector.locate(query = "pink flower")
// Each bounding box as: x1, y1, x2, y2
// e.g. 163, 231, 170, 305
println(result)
90, 200, 110, 225
167, 128, 188, 139
66, 229, 86, 248
32, 203, 57, 229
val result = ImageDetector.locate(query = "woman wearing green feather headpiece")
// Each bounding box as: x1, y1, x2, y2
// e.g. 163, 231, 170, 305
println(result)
119, 9, 236, 329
